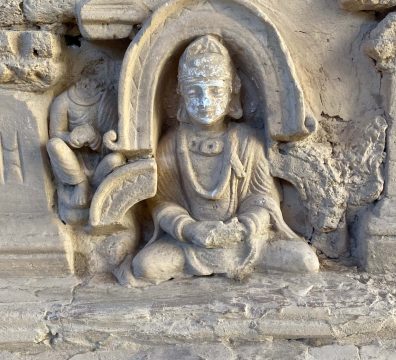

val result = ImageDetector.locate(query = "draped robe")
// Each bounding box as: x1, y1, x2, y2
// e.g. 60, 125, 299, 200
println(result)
147, 122, 297, 276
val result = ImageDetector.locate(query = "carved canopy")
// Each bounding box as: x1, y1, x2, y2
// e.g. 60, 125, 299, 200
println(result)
104, 0, 310, 157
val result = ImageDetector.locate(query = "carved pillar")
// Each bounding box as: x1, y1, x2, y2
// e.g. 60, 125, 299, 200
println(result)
0, 30, 70, 276
356, 12, 396, 272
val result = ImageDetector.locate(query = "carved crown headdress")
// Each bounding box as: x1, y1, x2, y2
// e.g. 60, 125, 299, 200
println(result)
177, 35, 243, 121
178, 35, 234, 83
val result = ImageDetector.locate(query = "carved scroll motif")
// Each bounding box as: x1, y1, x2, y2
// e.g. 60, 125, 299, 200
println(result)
89, 159, 157, 231
0, 131, 23, 185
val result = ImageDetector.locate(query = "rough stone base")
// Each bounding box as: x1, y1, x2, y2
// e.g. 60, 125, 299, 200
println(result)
0, 261, 395, 359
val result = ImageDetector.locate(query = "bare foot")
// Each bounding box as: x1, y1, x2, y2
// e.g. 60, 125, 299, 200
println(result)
91, 152, 127, 187
71, 180, 90, 207
113, 255, 150, 288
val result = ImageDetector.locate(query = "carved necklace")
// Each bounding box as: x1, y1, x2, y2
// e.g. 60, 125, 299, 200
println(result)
177, 125, 244, 200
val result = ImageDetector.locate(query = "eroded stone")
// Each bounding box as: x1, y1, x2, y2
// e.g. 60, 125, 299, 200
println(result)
0, 0, 25, 27
0, 30, 65, 91
340, 0, 396, 11
23, 0, 76, 24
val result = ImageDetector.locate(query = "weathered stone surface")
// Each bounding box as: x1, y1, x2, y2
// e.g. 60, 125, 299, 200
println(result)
77, 0, 158, 39
357, 211, 396, 272
0, 30, 65, 92
0, 0, 395, 356
2, 342, 396, 359
0, 268, 395, 356
0, 92, 69, 276
23, 0, 76, 24
356, 12, 396, 273
309, 344, 360, 359
271, 113, 387, 258
365, 12, 396, 71
340, 0, 396, 11
0, 0, 25, 27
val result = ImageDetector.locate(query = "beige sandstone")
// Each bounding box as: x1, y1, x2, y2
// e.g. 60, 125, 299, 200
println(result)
0, 0, 395, 357
340, 0, 396, 11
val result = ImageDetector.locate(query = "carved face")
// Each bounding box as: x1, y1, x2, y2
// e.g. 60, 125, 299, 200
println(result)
76, 76, 104, 97
181, 79, 232, 127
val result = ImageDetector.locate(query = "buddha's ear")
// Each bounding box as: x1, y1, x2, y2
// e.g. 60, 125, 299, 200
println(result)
176, 100, 191, 123
232, 72, 241, 94
228, 95, 243, 119
229, 73, 243, 119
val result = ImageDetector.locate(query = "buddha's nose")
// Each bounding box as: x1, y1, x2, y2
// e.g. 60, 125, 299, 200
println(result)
200, 94, 212, 108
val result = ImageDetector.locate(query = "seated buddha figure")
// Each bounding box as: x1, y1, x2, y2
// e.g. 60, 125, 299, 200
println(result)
131, 35, 319, 283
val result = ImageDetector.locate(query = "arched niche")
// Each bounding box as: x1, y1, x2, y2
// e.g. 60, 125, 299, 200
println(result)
91, 0, 314, 230
104, 0, 312, 157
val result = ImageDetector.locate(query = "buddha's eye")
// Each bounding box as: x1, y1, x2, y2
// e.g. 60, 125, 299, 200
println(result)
186, 87, 199, 97
211, 87, 225, 96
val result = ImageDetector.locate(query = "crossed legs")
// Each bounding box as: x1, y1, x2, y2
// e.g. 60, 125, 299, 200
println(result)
132, 236, 319, 284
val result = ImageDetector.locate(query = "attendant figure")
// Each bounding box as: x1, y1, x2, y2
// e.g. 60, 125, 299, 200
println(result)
47, 60, 125, 214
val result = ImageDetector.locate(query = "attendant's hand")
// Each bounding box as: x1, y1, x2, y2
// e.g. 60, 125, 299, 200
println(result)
69, 124, 100, 149
89, 131, 102, 151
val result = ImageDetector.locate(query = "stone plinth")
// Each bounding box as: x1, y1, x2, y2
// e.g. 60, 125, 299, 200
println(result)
0, 267, 395, 358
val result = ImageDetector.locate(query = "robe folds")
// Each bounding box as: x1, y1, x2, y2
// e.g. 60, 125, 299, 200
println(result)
147, 122, 298, 276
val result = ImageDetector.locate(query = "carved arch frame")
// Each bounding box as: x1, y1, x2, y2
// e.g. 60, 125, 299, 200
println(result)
90, 0, 311, 230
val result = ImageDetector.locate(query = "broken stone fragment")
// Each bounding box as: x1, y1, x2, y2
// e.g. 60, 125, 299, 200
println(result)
364, 12, 396, 71
339, 0, 396, 11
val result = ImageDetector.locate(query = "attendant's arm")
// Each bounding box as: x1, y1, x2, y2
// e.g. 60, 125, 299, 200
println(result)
49, 93, 71, 144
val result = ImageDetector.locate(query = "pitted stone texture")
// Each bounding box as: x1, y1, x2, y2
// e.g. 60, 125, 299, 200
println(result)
340, 0, 396, 11
0, 0, 25, 27
59, 269, 395, 346
0, 30, 65, 91
272, 114, 387, 258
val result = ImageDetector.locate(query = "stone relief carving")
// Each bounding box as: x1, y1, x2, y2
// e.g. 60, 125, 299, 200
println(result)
40, 0, 390, 283
1, 0, 396, 354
